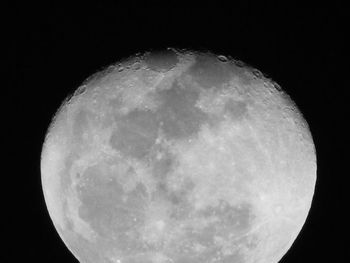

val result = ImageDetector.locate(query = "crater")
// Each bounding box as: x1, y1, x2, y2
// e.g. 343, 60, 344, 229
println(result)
156, 80, 209, 140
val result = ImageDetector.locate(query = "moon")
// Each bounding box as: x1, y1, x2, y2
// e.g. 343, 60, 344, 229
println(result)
41, 48, 316, 263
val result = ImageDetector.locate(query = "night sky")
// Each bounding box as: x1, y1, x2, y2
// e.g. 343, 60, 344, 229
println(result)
6, 2, 346, 263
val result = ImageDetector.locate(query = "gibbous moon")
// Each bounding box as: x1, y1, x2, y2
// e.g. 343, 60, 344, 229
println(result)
41, 48, 316, 263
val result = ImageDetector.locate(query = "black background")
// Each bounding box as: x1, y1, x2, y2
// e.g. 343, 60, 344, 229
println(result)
6, 2, 346, 263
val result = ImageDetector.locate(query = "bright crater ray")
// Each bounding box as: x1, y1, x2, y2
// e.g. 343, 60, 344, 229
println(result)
41, 49, 316, 263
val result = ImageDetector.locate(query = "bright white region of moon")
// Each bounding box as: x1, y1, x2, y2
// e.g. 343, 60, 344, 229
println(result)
41, 48, 316, 263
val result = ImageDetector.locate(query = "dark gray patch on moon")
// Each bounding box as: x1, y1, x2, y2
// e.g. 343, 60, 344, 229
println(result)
223, 99, 248, 121
72, 109, 90, 142
167, 179, 195, 206
110, 110, 160, 159
220, 253, 245, 263
156, 80, 209, 140
150, 148, 177, 180
187, 54, 233, 90
143, 49, 179, 72
153, 155, 174, 180
206, 202, 252, 233
124, 255, 154, 263
172, 254, 206, 263
76, 165, 145, 239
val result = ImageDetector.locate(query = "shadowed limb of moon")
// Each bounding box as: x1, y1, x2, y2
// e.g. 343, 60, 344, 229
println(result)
41, 48, 316, 263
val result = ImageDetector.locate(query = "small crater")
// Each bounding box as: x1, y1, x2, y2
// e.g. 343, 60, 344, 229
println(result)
217, 55, 229, 62
156, 80, 209, 140
233, 59, 245, 68
143, 49, 179, 72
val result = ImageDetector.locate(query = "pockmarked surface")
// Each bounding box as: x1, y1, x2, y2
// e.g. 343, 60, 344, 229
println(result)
41, 49, 316, 263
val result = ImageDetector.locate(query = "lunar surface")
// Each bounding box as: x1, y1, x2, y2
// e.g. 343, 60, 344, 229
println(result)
41, 49, 316, 263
